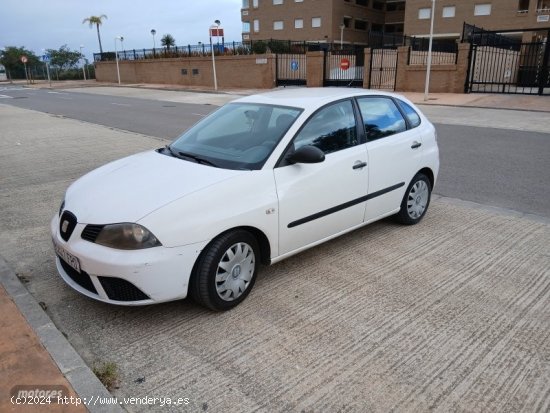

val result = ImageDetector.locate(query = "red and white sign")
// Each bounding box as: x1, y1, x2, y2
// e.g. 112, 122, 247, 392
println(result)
210, 27, 224, 37
340, 58, 350, 71
20, 55, 28, 64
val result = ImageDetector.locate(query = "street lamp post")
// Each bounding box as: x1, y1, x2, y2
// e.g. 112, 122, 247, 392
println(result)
424, 0, 435, 101
79, 45, 86, 81
210, 19, 221, 91
340, 23, 345, 50
151, 29, 156, 49
114, 36, 122, 85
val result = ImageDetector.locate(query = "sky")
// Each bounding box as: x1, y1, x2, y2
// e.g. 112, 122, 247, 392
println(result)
2, 0, 243, 61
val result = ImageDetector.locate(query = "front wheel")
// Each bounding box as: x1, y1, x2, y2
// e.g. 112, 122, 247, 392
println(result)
395, 173, 432, 225
190, 230, 259, 311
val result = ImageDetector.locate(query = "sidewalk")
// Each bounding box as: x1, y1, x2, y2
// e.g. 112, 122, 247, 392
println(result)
0, 258, 122, 413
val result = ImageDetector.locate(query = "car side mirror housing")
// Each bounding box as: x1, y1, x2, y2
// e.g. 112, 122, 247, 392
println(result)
286, 145, 325, 164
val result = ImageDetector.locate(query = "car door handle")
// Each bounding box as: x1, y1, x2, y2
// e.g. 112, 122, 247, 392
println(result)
353, 161, 367, 170
411, 141, 422, 149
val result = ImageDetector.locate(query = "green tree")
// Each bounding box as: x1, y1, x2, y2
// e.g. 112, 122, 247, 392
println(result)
0, 46, 40, 79
161, 34, 176, 50
82, 14, 108, 53
46, 45, 82, 70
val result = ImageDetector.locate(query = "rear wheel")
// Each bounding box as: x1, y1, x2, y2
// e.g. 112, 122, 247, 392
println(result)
395, 173, 431, 225
190, 230, 259, 311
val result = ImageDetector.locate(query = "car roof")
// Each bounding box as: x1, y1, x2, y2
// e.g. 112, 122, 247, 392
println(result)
234, 87, 406, 110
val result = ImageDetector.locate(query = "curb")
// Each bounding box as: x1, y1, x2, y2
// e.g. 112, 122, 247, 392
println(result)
0, 257, 124, 413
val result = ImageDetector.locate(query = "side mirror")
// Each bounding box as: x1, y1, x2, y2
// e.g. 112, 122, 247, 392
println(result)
286, 145, 325, 165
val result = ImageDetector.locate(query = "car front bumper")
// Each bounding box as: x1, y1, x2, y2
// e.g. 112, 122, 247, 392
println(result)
51, 213, 208, 305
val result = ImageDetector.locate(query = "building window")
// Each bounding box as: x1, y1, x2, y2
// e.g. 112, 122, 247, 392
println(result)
372, 1, 385, 10
242, 22, 250, 33
537, 0, 550, 11
242, 0, 249, 8
274, 20, 284, 30
518, 0, 529, 12
343, 16, 352, 28
254, 19, 260, 32
418, 8, 431, 19
442, 6, 456, 18
474, 4, 492, 16
295, 18, 304, 28
355, 19, 368, 30
387, 2, 405, 11
312, 17, 322, 27
356, 0, 368, 6
253, 0, 258, 7
273, 0, 283, 4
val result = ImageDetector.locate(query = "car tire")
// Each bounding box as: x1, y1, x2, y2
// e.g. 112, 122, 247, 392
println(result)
190, 230, 260, 311
395, 173, 432, 225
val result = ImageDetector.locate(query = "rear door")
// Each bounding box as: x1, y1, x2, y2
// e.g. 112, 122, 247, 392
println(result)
356, 96, 423, 222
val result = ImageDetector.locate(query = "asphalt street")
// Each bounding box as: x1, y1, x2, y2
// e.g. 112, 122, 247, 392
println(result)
0, 86, 213, 139
1, 103, 548, 413
1, 85, 549, 218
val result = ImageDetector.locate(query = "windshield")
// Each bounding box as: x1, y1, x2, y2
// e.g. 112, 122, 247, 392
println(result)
169, 103, 302, 170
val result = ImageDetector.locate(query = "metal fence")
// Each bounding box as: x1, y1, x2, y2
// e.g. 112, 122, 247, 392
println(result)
93, 40, 314, 62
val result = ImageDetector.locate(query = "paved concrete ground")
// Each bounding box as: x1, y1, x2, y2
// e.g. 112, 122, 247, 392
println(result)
1, 102, 549, 412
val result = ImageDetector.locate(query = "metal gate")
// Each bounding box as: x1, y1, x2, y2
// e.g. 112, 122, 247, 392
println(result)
276, 54, 307, 86
368, 48, 398, 90
323, 45, 364, 87
465, 25, 550, 95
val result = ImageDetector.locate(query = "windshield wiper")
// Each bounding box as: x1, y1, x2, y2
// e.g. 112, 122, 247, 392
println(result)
177, 151, 218, 167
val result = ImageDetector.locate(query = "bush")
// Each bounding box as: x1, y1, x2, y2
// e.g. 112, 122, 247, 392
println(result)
251, 41, 267, 54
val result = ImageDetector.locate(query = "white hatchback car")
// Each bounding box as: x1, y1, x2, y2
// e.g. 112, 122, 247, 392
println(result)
52, 88, 439, 311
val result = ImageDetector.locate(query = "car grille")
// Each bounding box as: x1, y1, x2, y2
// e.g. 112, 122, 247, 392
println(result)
58, 259, 98, 295
98, 277, 150, 302
81, 224, 105, 243
59, 211, 77, 242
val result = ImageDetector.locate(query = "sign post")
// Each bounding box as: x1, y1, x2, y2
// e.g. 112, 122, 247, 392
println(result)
42, 54, 52, 87
21, 55, 29, 84
209, 22, 223, 91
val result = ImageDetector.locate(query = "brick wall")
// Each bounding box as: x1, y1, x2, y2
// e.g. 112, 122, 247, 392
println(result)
395, 43, 470, 93
95, 54, 277, 89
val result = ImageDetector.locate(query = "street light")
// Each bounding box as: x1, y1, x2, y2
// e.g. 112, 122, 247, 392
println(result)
114, 36, 122, 85
210, 19, 221, 91
79, 45, 86, 81
340, 23, 345, 50
424, 0, 435, 101
151, 29, 157, 49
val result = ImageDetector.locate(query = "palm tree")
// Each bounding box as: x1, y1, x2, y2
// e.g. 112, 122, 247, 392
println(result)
161, 34, 176, 50
82, 15, 108, 54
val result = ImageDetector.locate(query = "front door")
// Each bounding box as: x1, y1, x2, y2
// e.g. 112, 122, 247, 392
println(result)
274, 99, 368, 256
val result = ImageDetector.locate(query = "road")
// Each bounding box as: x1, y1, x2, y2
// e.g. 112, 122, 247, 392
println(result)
1, 85, 549, 218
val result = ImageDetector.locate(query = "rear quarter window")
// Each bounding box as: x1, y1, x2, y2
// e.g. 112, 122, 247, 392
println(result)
397, 100, 421, 128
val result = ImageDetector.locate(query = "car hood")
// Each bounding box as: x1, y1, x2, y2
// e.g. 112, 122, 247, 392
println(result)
64, 150, 244, 224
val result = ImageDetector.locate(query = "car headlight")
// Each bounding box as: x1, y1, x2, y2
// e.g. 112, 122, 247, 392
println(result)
94, 223, 162, 250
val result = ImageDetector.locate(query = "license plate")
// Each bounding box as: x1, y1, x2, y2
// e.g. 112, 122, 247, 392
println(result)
53, 239, 81, 273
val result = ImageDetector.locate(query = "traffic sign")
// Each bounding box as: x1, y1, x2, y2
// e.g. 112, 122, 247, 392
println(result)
42, 54, 50, 62
290, 60, 299, 71
210, 27, 224, 37
20, 55, 28, 64
340, 58, 350, 71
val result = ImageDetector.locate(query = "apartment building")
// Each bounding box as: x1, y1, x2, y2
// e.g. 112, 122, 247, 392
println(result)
404, 0, 550, 41
241, 0, 405, 44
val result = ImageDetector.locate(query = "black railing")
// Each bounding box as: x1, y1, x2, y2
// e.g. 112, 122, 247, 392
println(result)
462, 23, 522, 50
